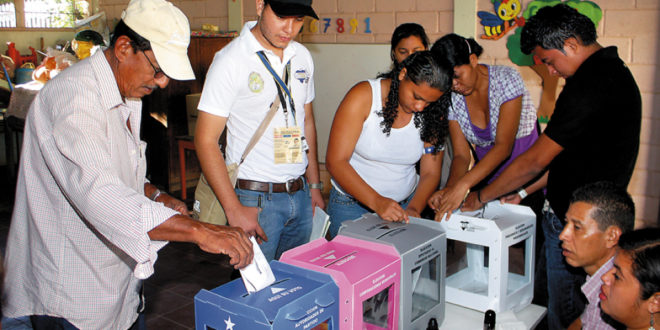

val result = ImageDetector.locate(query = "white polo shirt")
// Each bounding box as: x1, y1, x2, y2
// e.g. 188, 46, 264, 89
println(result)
198, 21, 315, 183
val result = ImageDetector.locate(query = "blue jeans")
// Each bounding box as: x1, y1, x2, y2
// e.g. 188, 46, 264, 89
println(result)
236, 183, 312, 261
326, 186, 412, 238
542, 209, 586, 329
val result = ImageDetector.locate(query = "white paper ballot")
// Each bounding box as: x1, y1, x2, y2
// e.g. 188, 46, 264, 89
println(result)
240, 236, 276, 293
309, 206, 330, 241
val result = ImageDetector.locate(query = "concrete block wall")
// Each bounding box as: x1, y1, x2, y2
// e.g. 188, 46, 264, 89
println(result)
99, 0, 229, 30
239, 0, 454, 44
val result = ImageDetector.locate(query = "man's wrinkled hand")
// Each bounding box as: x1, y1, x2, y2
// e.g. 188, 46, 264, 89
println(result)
196, 223, 254, 269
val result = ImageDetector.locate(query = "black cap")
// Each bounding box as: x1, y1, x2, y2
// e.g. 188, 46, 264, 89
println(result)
266, 0, 318, 20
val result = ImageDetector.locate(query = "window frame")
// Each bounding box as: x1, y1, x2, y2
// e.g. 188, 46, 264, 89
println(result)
0, 0, 93, 30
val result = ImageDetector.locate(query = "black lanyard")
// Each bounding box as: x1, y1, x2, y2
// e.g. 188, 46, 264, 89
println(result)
257, 51, 296, 126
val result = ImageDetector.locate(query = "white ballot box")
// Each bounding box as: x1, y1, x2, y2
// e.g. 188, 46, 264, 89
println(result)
439, 201, 536, 313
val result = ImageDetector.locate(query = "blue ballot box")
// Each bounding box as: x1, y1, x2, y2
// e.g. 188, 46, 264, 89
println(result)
194, 261, 339, 330
339, 214, 447, 330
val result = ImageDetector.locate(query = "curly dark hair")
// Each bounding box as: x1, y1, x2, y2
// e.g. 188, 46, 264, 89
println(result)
378, 51, 452, 152
520, 4, 597, 55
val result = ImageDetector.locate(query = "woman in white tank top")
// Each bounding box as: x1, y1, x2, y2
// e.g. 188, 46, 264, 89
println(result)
325, 51, 453, 237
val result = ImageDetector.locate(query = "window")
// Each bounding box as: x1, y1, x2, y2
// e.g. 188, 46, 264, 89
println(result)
0, 0, 89, 28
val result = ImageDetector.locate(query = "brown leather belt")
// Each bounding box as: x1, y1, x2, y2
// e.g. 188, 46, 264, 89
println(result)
236, 177, 304, 194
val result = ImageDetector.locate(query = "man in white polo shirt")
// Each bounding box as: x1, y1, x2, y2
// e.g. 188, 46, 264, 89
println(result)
195, 0, 324, 261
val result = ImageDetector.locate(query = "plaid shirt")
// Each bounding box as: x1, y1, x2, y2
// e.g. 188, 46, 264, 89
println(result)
3, 51, 177, 329
580, 257, 616, 330
449, 65, 537, 147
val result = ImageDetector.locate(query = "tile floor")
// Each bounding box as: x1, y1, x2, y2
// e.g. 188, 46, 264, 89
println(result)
0, 173, 236, 329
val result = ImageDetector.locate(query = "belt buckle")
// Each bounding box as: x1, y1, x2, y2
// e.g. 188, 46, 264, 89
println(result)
285, 179, 294, 194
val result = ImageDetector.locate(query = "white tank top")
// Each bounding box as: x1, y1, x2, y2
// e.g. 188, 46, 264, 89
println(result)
331, 78, 422, 202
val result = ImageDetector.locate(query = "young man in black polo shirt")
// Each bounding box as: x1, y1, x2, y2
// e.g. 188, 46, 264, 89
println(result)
455, 4, 641, 329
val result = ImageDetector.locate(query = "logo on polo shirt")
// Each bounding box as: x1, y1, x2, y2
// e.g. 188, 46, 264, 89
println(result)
248, 71, 264, 93
295, 69, 309, 84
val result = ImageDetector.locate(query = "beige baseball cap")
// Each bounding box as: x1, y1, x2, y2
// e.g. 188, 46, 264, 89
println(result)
121, 0, 195, 80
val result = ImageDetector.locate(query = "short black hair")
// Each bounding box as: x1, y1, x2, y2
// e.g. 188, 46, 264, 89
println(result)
431, 33, 484, 68
570, 181, 635, 233
520, 3, 597, 55
618, 228, 660, 300
109, 19, 152, 52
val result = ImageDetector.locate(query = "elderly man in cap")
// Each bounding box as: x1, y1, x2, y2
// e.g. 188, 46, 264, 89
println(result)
195, 0, 324, 261
2, 0, 253, 328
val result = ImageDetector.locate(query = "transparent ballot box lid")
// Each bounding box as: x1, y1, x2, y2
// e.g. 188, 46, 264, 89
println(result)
339, 214, 446, 329
439, 201, 536, 313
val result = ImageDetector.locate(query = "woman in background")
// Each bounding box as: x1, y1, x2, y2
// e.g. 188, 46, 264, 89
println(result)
428, 33, 541, 218
325, 51, 451, 238
379, 23, 429, 78
600, 228, 660, 330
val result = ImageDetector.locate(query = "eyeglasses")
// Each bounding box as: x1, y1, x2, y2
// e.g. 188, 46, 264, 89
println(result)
141, 50, 168, 80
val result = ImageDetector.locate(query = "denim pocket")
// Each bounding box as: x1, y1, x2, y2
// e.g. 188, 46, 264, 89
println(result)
330, 190, 358, 206
236, 189, 263, 210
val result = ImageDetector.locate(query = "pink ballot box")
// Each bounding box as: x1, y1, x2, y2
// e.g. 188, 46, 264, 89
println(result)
280, 236, 401, 330
439, 201, 536, 313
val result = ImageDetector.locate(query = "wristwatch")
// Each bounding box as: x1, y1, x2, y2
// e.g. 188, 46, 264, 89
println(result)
309, 182, 324, 190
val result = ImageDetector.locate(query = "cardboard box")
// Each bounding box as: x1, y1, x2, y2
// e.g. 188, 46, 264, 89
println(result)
194, 261, 339, 330
439, 201, 536, 313
338, 214, 447, 329
280, 236, 401, 330
186, 93, 201, 136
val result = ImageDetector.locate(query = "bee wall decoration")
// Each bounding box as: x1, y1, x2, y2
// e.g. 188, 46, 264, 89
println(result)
477, 0, 525, 40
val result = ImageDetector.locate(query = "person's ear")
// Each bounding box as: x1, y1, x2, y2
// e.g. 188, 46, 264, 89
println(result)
256, 0, 265, 17
604, 225, 622, 249
398, 68, 407, 82
563, 37, 579, 55
113, 35, 133, 63
469, 53, 478, 67
649, 292, 660, 314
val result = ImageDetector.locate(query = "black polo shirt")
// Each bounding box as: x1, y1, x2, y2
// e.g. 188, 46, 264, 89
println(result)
544, 46, 641, 220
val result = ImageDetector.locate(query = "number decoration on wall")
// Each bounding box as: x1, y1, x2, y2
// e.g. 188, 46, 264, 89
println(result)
306, 17, 373, 35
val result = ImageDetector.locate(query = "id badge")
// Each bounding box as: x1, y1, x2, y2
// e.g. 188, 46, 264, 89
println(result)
273, 126, 303, 164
